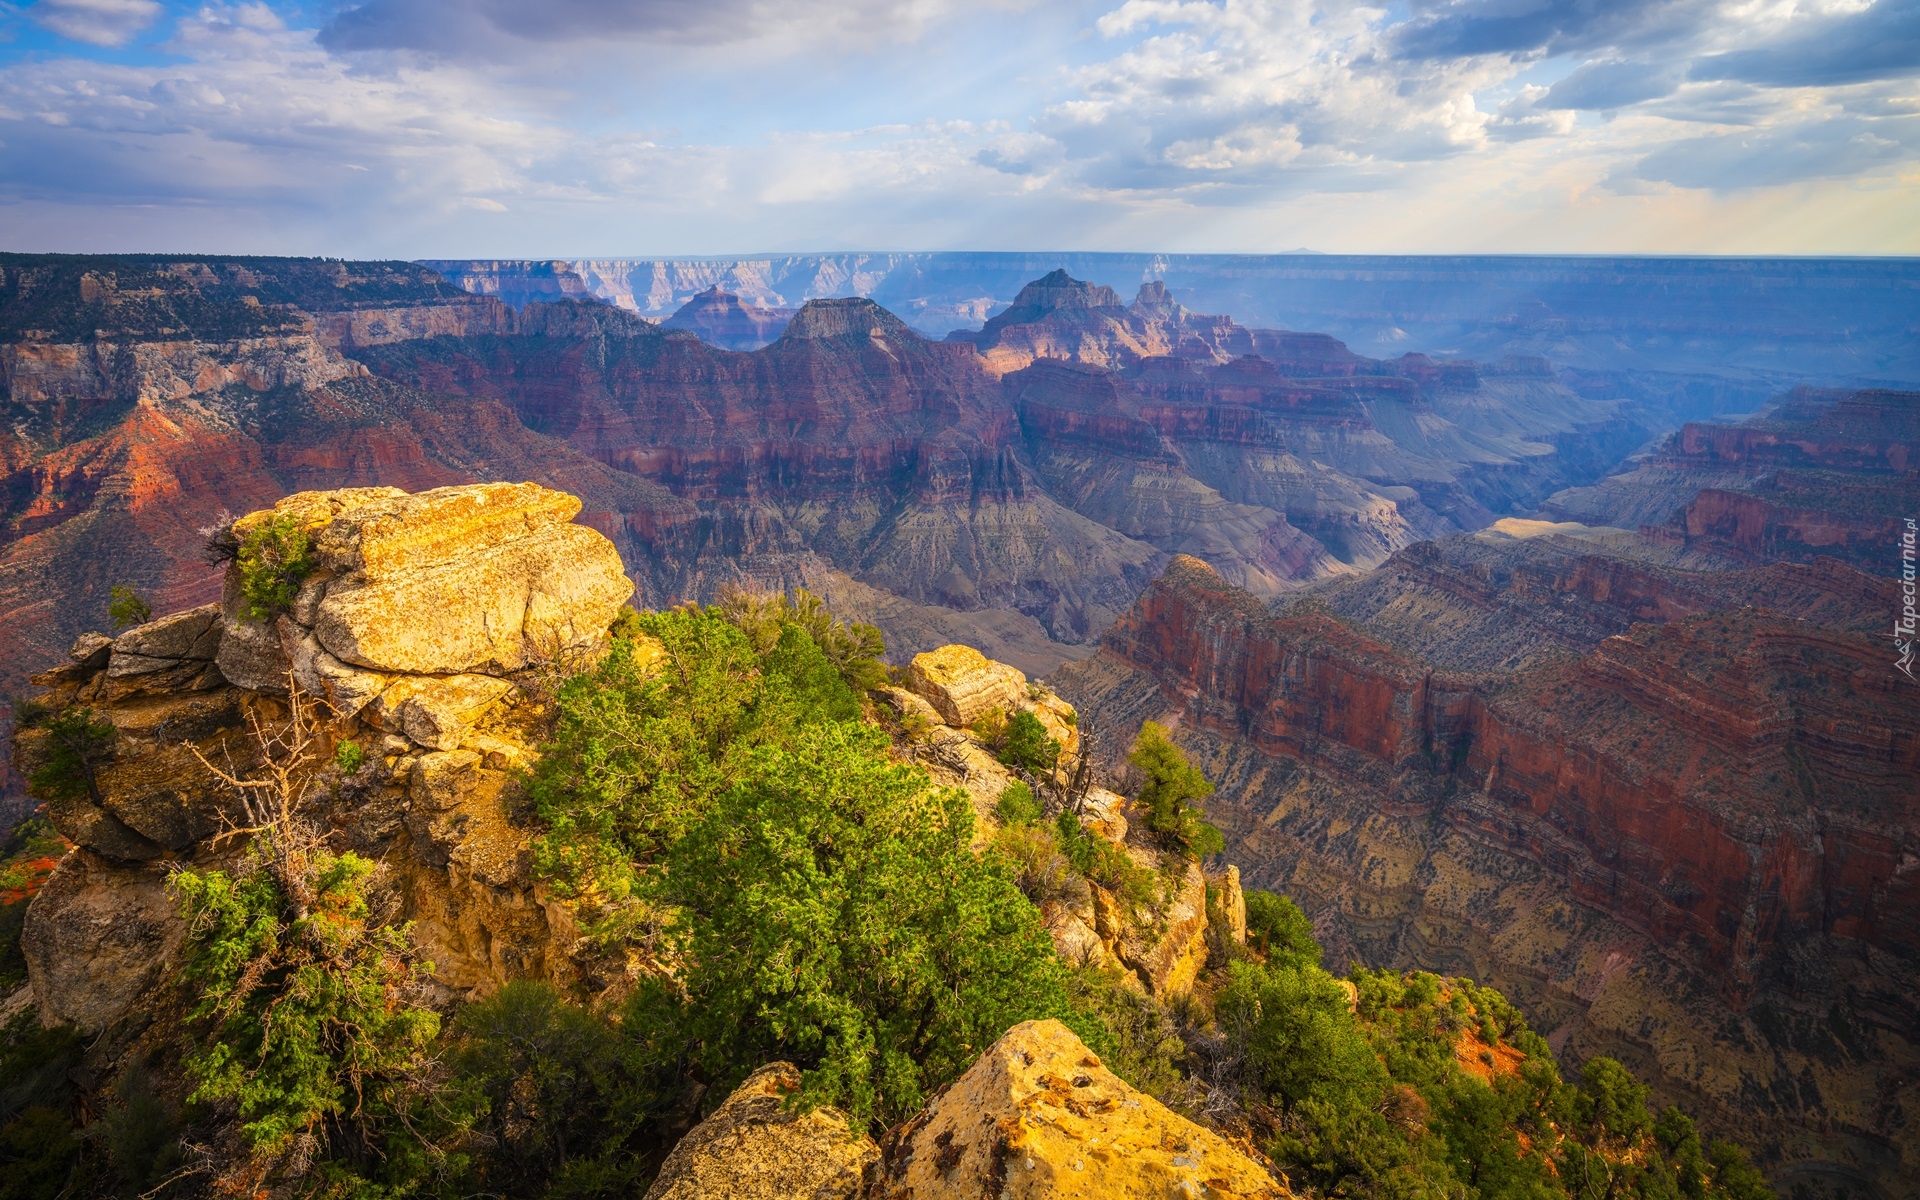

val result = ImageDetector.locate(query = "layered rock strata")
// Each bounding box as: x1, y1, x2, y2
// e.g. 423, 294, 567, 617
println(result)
1053, 552, 1919, 1197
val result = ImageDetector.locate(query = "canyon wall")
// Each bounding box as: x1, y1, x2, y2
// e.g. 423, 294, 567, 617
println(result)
1054, 550, 1918, 1199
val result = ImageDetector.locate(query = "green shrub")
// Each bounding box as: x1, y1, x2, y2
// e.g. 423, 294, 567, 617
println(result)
1000, 711, 1060, 775
631, 720, 1076, 1131
107, 584, 152, 630
1128, 722, 1224, 861
25, 707, 115, 805
447, 980, 662, 1198
1054, 811, 1156, 910
995, 780, 1041, 826
1243, 889, 1321, 969
233, 514, 316, 622
171, 837, 445, 1182
332, 740, 364, 774
715, 587, 887, 692
989, 821, 1086, 909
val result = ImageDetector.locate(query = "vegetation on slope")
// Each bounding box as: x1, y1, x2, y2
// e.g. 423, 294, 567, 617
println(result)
0, 594, 1773, 1200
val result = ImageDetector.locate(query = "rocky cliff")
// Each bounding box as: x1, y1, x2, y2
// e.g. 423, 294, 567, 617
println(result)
1543, 387, 1918, 575
1054, 550, 1918, 1199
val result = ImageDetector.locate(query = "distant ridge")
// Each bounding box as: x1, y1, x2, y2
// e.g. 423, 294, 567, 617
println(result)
421, 253, 1920, 395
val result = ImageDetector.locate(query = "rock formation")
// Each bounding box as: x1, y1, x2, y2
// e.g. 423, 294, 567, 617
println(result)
870, 1019, 1287, 1199
12, 482, 633, 1034
1054, 549, 1919, 1197
2, 253, 1662, 828
658, 286, 797, 351
1543, 387, 1918, 575
641, 1063, 877, 1200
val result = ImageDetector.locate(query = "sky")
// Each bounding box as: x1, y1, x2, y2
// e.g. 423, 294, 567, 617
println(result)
0, 0, 1916, 257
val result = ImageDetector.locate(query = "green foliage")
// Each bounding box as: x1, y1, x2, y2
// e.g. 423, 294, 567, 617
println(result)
234, 513, 316, 621
107, 583, 152, 630
989, 820, 1087, 910
25, 706, 115, 805
715, 586, 888, 692
447, 981, 662, 1198
996, 780, 1041, 826
1128, 721, 1224, 861
171, 836, 445, 1183
631, 719, 1076, 1131
1243, 889, 1322, 969
1000, 710, 1061, 774
1054, 810, 1157, 910
333, 740, 365, 774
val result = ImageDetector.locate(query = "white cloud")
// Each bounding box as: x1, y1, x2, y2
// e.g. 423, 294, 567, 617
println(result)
0, 0, 1914, 254
30, 0, 161, 47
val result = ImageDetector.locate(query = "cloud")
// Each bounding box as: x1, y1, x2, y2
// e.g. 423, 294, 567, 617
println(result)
1691, 0, 1920, 87
1032, 0, 1506, 194
1543, 57, 1687, 109
29, 0, 161, 46
1392, 0, 1719, 60
319, 0, 964, 56
1627, 112, 1917, 188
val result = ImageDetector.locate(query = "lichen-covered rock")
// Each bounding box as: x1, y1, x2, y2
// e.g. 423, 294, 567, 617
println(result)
23, 851, 182, 1033
221, 483, 632, 680
370, 674, 515, 750
909, 644, 1028, 728
642, 1062, 878, 1200
871, 1019, 1286, 1199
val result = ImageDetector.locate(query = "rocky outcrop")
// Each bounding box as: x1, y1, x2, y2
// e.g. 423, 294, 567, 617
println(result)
870, 1018, 1287, 1199
909, 643, 1030, 728
641, 1063, 877, 1200
11, 483, 635, 1032
659, 287, 796, 351
897, 645, 1226, 994
1055, 551, 1920, 1196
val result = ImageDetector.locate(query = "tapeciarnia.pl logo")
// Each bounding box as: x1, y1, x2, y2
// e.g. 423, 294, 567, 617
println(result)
1899, 517, 1917, 680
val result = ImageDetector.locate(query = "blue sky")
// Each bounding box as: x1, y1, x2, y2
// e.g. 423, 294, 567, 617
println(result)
1, 0, 1916, 256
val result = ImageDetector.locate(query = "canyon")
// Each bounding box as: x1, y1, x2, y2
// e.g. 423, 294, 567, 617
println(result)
4, 251, 1914, 1196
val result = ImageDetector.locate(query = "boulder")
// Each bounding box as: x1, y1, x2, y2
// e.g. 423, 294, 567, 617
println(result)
909, 644, 1027, 728
370, 674, 515, 750
642, 1062, 878, 1200
220, 483, 632, 680
23, 851, 183, 1033
875, 685, 944, 730
108, 604, 222, 670
870, 1019, 1287, 1199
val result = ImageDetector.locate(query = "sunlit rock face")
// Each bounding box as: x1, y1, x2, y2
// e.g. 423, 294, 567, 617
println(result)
11, 483, 635, 1031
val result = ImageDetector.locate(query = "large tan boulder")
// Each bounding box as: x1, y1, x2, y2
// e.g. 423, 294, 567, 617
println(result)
643, 1062, 878, 1200
218, 482, 633, 682
871, 1019, 1287, 1199
909, 644, 1028, 728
